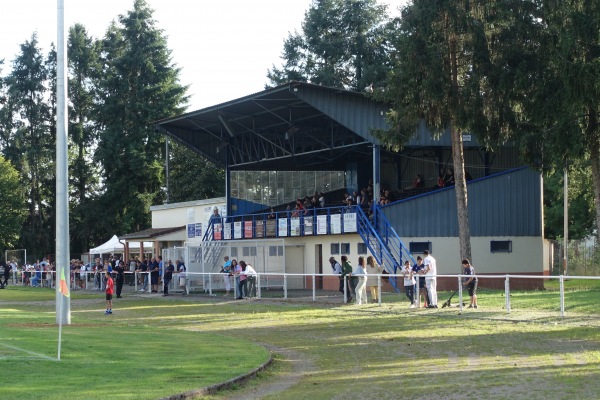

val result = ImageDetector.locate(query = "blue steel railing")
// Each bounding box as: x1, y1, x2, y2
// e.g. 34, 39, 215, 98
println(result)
372, 206, 416, 268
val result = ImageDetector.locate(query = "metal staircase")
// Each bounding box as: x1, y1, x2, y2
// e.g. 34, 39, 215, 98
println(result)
355, 206, 416, 292
201, 219, 226, 273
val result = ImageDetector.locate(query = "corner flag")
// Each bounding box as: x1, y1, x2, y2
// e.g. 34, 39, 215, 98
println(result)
59, 268, 70, 297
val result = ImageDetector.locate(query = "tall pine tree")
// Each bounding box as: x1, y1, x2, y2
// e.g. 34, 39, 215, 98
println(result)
93, 0, 188, 237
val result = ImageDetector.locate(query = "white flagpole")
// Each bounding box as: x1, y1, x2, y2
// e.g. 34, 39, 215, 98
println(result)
56, 0, 71, 343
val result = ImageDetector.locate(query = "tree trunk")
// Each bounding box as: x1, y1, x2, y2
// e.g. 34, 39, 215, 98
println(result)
587, 108, 600, 246
450, 123, 472, 266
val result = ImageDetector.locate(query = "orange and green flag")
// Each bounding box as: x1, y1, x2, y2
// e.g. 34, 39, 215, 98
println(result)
59, 268, 70, 297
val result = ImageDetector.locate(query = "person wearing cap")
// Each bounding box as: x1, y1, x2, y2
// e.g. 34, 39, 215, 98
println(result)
329, 257, 343, 297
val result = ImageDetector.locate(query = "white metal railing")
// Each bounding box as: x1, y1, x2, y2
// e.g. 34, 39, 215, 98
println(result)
8, 269, 597, 318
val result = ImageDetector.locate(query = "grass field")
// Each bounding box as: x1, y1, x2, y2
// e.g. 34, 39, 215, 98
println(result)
1, 282, 600, 399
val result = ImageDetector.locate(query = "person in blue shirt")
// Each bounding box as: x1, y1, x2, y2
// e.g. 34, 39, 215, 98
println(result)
412, 256, 429, 308
462, 259, 478, 309
221, 256, 232, 296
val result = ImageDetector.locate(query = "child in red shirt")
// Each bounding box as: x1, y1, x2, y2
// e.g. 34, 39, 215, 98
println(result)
105, 271, 114, 315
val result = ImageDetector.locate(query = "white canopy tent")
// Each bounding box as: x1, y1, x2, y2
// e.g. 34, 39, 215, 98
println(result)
88, 235, 153, 257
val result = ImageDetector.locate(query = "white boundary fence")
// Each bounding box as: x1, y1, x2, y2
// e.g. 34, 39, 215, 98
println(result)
7, 269, 598, 318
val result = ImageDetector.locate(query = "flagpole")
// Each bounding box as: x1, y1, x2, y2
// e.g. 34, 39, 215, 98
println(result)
56, 0, 71, 334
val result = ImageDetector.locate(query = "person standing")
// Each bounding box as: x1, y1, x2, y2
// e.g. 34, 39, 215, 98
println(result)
236, 261, 249, 299
245, 262, 258, 297
1, 261, 11, 288
462, 259, 478, 308
329, 257, 343, 298
150, 258, 160, 293
365, 256, 382, 303
114, 260, 125, 298
422, 250, 438, 308
105, 271, 114, 315
177, 260, 187, 295
340, 255, 353, 303
402, 260, 416, 308
412, 256, 429, 307
163, 260, 174, 296
222, 256, 232, 296
353, 256, 368, 305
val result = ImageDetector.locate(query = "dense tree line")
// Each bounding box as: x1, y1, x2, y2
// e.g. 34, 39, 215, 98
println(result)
270, 0, 600, 261
0, 0, 223, 259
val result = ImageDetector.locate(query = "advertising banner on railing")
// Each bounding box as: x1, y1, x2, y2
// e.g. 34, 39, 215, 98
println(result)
214, 223, 222, 240
244, 221, 253, 238
343, 212, 357, 233
234, 221, 242, 239
331, 214, 342, 234
255, 220, 264, 238
317, 215, 327, 235
278, 218, 288, 237
304, 216, 314, 235
290, 217, 300, 236
266, 219, 276, 237
224, 223, 231, 240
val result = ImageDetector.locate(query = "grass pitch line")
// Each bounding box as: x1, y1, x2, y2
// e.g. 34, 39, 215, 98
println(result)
0, 342, 57, 361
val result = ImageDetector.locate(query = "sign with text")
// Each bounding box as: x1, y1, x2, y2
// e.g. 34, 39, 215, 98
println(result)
234, 221, 242, 239
255, 220, 264, 238
330, 214, 342, 234
304, 216, 314, 235
223, 223, 231, 240
266, 219, 277, 237
343, 213, 357, 233
187, 224, 196, 239
317, 215, 328, 235
214, 223, 222, 240
290, 217, 301, 236
244, 221, 253, 238
278, 218, 288, 237
195, 223, 203, 237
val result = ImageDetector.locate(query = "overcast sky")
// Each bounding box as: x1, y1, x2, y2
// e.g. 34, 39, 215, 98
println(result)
0, 0, 404, 111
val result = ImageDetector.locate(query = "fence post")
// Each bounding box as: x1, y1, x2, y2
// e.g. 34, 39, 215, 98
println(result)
377, 275, 381, 306
312, 273, 316, 302
257, 273, 261, 299
505, 275, 511, 314
284, 274, 288, 299
344, 275, 348, 303
208, 273, 213, 296
458, 276, 463, 311
415, 276, 420, 308
559, 275, 565, 318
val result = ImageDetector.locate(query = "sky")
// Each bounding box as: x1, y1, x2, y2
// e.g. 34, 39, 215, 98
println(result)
0, 0, 405, 111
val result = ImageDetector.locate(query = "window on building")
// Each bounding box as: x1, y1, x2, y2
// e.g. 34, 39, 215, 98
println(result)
409, 241, 432, 254
357, 243, 367, 254
491, 240, 512, 253
341, 243, 350, 254
230, 247, 238, 257
330, 243, 340, 254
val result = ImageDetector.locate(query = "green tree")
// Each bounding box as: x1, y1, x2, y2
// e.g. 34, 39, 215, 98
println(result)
0, 155, 27, 250
267, 0, 392, 91
2, 33, 54, 258
167, 142, 225, 203
377, 1, 535, 263
67, 24, 102, 254
544, 160, 595, 240
518, 0, 600, 244
93, 0, 188, 236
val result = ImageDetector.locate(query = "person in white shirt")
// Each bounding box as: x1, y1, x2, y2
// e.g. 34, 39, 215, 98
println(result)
402, 260, 416, 308
353, 256, 368, 305
244, 263, 258, 297
422, 250, 437, 308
